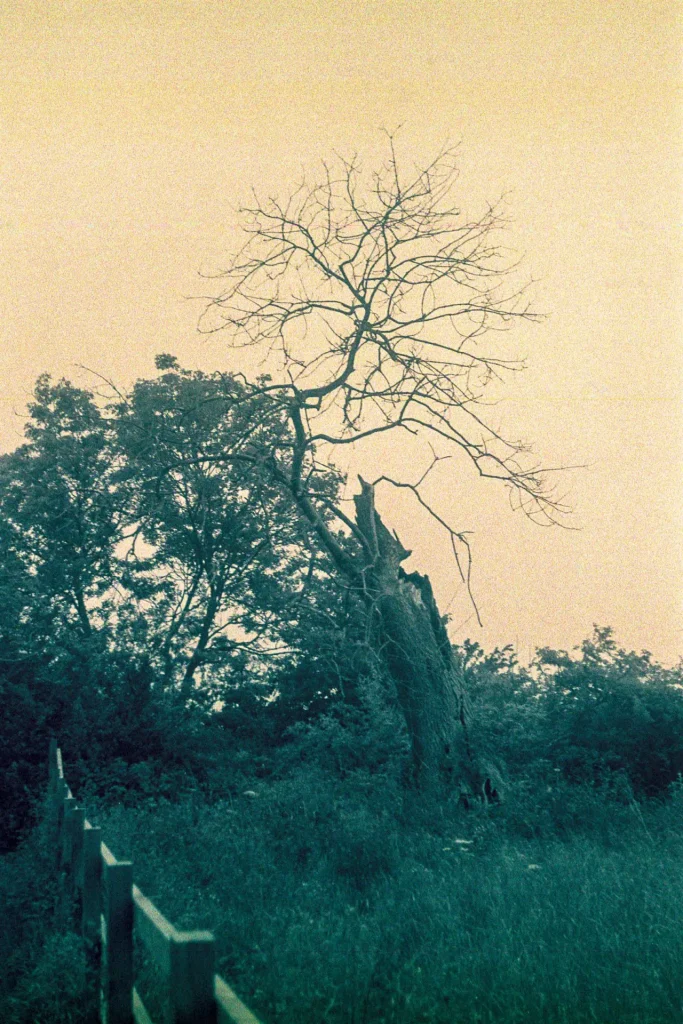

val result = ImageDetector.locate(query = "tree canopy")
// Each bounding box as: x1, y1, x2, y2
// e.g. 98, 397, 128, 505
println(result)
200, 142, 566, 554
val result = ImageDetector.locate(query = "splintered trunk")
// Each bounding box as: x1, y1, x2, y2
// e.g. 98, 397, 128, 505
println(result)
373, 573, 469, 785
353, 479, 474, 791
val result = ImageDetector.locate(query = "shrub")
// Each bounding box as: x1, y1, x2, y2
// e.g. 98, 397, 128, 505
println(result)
0, 799, 96, 1023
92, 774, 683, 1024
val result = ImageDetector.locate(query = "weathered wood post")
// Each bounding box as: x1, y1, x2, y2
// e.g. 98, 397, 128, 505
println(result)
169, 931, 217, 1024
82, 822, 103, 941
54, 754, 68, 849
71, 806, 85, 875
70, 805, 86, 921
102, 844, 134, 1024
48, 738, 58, 799
48, 741, 64, 849
60, 795, 77, 886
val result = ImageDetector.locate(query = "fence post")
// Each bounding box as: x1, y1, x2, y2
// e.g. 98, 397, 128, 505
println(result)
71, 806, 85, 898
61, 796, 77, 870
169, 931, 217, 1024
56, 777, 69, 841
102, 856, 134, 1024
48, 738, 58, 798
82, 823, 102, 942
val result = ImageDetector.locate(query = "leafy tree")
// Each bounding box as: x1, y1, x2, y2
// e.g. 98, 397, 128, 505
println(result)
113, 356, 347, 695
0, 375, 119, 652
534, 626, 683, 797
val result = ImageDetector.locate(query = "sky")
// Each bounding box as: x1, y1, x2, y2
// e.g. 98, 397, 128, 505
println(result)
1, 0, 681, 662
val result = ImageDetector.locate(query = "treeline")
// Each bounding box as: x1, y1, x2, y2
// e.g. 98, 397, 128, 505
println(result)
0, 357, 380, 850
2, 361, 683, 855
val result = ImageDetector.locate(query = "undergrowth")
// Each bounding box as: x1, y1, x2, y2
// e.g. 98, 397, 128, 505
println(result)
0, 799, 97, 1024
87, 773, 683, 1024
5, 623, 683, 1022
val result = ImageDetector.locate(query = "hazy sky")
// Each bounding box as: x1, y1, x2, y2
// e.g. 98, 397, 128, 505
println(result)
1, 1, 681, 662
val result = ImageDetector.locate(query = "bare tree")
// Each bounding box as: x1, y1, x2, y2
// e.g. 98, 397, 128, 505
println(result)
199, 139, 565, 792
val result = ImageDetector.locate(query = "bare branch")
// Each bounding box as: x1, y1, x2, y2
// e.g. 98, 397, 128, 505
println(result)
371, 467, 482, 627
198, 137, 571, 624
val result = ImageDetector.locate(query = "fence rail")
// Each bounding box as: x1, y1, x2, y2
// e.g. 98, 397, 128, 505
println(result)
47, 739, 263, 1024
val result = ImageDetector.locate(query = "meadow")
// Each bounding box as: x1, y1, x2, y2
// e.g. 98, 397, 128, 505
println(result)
3, 767, 683, 1024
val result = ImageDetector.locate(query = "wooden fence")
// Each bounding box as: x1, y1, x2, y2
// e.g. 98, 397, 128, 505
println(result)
48, 740, 263, 1024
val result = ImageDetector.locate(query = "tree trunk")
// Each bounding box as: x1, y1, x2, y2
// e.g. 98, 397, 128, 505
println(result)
353, 478, 475, 792
73, 585, 93, 637
180, 583, 222, 699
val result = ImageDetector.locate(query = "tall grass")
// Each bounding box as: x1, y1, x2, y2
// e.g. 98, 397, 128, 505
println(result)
4, 771, 682, 1022
90, 772, 683, 1024
0, 799, 97, 1024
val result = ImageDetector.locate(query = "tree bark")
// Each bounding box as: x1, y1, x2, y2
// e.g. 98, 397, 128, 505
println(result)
352, 478, 475, 791
180, 583, 222, 698
73, 585, 93, 637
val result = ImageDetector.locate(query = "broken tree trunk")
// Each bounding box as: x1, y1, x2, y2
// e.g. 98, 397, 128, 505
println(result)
352, 477, 476, 792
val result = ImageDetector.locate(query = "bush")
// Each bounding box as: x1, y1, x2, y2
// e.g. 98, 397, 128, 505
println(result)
8, 626, 683, 1022
0, 799, 96, 1023
92, 770, 683, 1024
460, 627, 683, 804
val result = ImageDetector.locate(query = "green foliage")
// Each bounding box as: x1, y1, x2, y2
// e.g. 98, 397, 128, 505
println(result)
0, 375, 118, 647
0, 362, 351, 685
459, 626, 683, 802
6, 620, 683, 1021
113, 359, 318, 686
3, 932, 92, 1024
534, 627, 683, 798
0, 801, 96, 1023
0, 361, 358, 848
5, 363, 683, 1020
0, 642, 219, 851
0, 650, 52, 851
92, 769, 683, 1024
10, 775, 683, 1022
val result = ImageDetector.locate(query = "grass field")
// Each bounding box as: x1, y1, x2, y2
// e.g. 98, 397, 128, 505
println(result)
97, 775, 683, 1023
3, 772, 683, 1023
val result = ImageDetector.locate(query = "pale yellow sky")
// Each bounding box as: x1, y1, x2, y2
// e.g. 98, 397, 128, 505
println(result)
1, 0, 681, 661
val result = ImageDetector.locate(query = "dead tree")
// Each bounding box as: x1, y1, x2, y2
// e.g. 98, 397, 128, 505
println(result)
198, 137, 567, 792
352, 476, 472, 788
